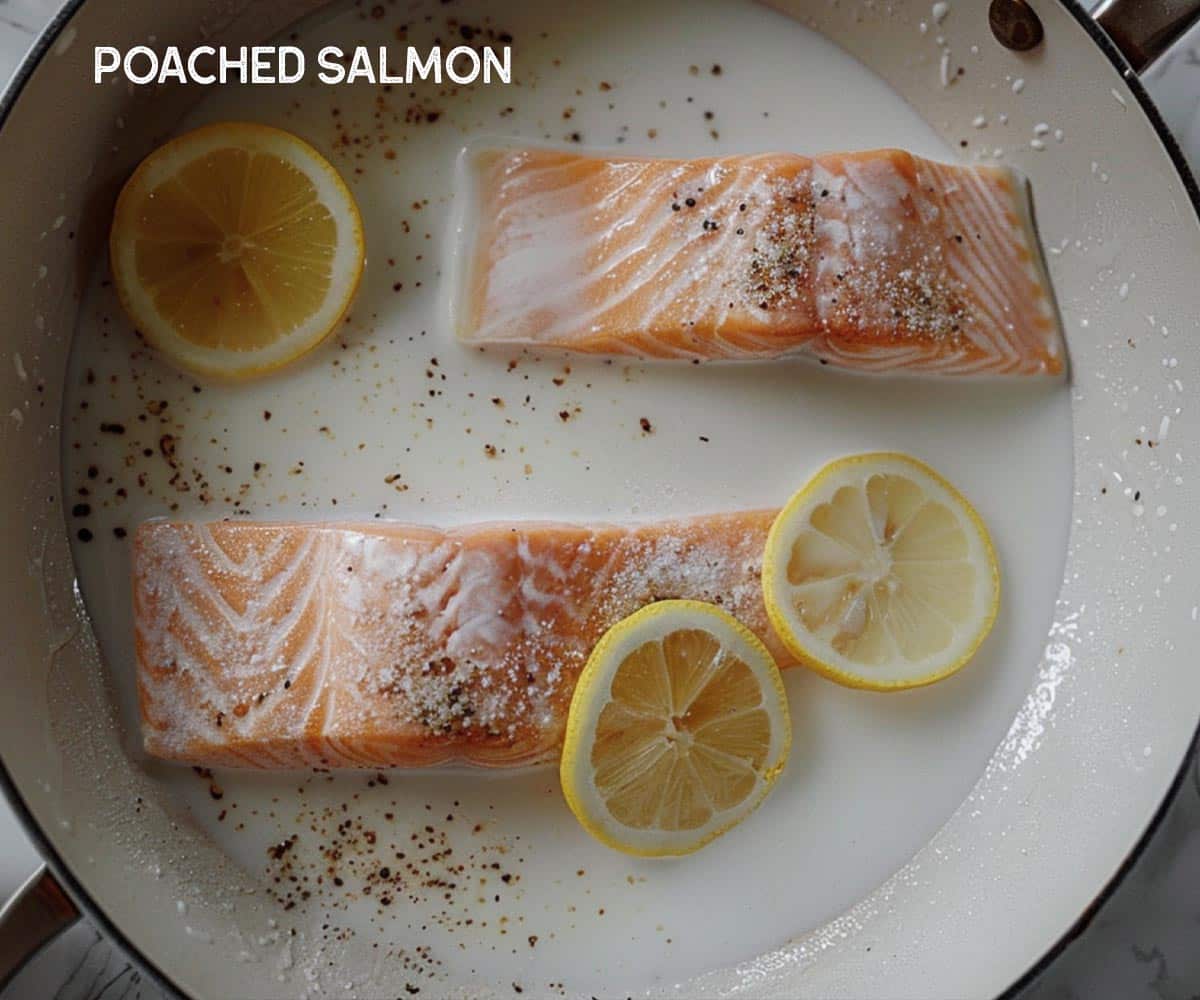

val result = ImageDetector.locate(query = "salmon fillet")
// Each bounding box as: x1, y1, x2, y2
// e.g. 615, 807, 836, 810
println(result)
134, 513, 788, 769
453, 146, 1065, 376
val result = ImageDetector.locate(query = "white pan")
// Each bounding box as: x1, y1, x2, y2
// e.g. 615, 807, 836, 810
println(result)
1, 0, 1199, 996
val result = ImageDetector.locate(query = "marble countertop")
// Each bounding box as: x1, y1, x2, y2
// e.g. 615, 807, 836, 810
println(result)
0, 2, 1198, 998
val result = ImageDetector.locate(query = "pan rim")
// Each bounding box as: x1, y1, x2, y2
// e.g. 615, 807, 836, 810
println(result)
0, 11, 186, 999
0, 1, 1195, 998
993, 4, 1200, 993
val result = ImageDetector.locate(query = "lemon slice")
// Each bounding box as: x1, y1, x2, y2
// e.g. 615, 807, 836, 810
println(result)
560, 600, 791, 857
110, 122, 364, 378
763, 453, 1000, 691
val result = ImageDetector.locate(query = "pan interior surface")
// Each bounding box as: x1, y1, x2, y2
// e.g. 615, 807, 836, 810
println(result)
57, 0, 1073, 993
2, 0, 1193, 996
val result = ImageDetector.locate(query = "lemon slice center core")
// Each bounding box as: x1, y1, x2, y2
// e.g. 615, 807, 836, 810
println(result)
862, 547, 893, 586
217, 234, 249, 263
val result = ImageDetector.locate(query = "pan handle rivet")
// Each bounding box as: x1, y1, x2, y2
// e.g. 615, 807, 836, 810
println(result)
989, 0, 1045, 51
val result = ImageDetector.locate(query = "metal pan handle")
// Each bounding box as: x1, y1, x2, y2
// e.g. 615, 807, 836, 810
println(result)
0, 867, 79, 993
1094, 0, 1200, 73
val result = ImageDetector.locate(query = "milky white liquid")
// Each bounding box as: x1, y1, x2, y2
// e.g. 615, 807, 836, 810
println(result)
61, 0, 1073, 992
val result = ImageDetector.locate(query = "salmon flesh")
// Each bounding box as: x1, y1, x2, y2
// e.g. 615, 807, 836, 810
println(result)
453, 146, 1064, 376
134, 514, 786, 769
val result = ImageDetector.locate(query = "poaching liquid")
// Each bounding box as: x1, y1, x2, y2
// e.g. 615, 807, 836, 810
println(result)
61, 0, 1073, 992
